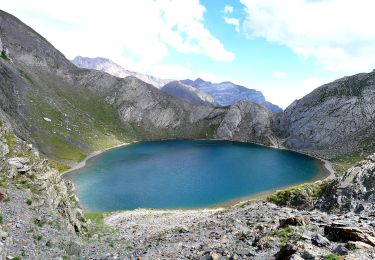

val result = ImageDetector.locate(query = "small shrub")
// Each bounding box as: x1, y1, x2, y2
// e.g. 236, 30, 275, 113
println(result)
0, 51, 9, 60
46, 240, 53, 247
26, 199, 32, 206
277, 227, 292, 244
0, 214, 3, 224
325, 253, 340, 260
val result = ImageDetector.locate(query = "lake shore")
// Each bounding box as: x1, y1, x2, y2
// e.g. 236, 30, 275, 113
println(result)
62, 142, 134, 176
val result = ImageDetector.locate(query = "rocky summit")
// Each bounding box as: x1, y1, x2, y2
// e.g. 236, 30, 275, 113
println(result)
1, 8, 375, 260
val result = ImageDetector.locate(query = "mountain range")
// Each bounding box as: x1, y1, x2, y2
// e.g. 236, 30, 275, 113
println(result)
71, 56, 282, 112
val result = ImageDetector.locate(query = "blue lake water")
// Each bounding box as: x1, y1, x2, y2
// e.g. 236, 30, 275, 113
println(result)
67, 140, 323, 211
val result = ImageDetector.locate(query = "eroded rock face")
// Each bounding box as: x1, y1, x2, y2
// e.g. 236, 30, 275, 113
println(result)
278, 71, 375, 159
317, 154, 375, 213
0, 120, 87, 258
216, 100, 278, 145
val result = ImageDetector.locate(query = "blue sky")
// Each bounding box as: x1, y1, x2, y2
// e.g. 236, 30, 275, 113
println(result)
1, 0, 375, 108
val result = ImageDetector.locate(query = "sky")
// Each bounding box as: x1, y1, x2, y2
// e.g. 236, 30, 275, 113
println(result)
1, 0, 375, 108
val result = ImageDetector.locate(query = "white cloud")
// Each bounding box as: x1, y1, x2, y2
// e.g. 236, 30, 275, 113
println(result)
224, 17, 240, 32
297, 78, 329, 97
1, 0, 234, 79
240, 0, 375, 73
273, 71, 288, 80
223, 5, 234, 14
263, 78, 329, 108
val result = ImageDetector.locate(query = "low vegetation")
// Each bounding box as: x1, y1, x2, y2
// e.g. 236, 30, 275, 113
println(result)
49, 160, 71, 173
5, 133, 16, 147
267, 180, 331, 208
333, 152, 364, 175
324, 253, 340, 260
0, 50, 9, 60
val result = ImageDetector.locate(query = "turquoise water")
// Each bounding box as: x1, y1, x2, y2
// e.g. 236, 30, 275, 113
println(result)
67, 140, 322, 211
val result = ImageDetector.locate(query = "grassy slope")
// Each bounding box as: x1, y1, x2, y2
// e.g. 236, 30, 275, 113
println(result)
17, 65, 134, 162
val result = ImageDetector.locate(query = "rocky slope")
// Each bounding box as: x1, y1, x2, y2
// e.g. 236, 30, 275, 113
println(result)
71, 56, 172, 88
278, 70, 375, 159
161, 80, 216, 106
0, 118, 87, 258
182, 78, 283, 113
216, 100, 279, 146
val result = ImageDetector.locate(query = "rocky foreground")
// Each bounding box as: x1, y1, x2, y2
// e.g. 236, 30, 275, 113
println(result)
1, 121, 375, 259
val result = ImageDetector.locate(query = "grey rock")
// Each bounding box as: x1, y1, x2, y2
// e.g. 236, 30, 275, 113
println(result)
66, 240, 82, 256
216, 100, 278, 145
161, 81, 216, 106
311, 233, 330, 247
278, 70, 375, 159
333, 245, 349, 255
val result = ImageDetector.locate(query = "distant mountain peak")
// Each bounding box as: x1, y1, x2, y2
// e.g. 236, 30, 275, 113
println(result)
71, 56, 172, 88
194, 78, 207, 84
182, 78, 283, 112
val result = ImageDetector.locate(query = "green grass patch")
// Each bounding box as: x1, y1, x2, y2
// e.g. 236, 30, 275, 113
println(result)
268, 227, 293, 244
46, 136, 86, 162
85, 212, 104, 224
5, 133, 16, 147
49, 160, 71, 173
324, 253, 340, 260
0, 214, 3, 224
333, 152, 364, 174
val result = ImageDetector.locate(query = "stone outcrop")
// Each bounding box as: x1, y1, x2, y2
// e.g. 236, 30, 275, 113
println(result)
216, 100, 278, 145
324, 223, 375, 246
0, 119, 87, 258
316, 154, 375, 213
278, 70, 375, 159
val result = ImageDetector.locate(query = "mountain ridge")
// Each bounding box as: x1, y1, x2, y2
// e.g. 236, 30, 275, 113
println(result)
72, 56, 283, 112
181, 78, 283, 113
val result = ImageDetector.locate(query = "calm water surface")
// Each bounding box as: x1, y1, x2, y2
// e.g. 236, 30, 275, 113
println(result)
67, 140, 322, 211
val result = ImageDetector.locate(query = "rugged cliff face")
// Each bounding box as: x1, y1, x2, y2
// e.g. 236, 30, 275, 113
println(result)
216, 100, 279, 146
278, 70, 375, 159
0, 118, 87, 258
316, 154, 375, 213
